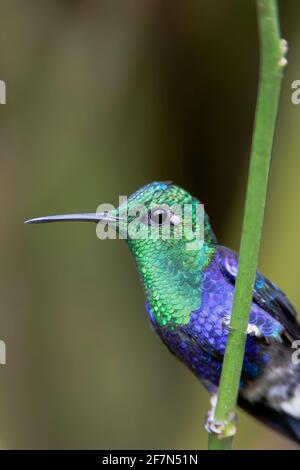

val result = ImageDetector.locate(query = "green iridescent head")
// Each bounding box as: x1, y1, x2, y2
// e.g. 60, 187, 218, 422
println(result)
117, 182, 217, 327
25, 181, 217, 328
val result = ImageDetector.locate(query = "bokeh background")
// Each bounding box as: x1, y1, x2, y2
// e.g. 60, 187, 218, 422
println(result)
0, 0, 299, 450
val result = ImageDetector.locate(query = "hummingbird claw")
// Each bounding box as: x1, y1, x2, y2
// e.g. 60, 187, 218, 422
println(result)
222, 318, 236, 332
246, 323, 262, 337
205, 394, 237, 438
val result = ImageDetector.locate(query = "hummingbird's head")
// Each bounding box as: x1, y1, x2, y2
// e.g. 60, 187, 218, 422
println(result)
115, 181, 216, 246
25, 182, 217, 327
118, 182, 217, 326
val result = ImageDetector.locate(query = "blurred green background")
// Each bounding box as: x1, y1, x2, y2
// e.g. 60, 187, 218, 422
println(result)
0, 0, 299, 450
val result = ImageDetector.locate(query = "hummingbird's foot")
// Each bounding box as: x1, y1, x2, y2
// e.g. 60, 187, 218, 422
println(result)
205, 394, 237, 438
222, 318, 236, 333
246, 323, 262, 337
223, 319, 262, 338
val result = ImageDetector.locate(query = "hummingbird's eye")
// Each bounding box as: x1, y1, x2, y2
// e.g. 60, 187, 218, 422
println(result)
149, 208, 169, 226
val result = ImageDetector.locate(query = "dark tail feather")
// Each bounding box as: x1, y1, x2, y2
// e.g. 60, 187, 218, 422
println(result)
238, 396, 300, 445
285, 415, 300, 444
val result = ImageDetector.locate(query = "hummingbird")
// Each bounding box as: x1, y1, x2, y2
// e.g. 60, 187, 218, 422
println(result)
25, 181, 300, 444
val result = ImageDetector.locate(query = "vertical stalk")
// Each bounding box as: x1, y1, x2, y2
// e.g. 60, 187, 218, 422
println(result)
208, 0, 286, 450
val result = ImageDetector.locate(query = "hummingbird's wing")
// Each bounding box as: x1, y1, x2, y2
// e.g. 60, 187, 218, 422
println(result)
217, 245, 300, 342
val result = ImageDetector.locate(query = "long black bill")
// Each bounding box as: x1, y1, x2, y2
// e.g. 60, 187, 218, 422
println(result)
24, 212, 120, 224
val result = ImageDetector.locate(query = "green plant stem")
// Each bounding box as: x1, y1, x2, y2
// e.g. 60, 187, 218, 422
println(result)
208, 0, 286, 450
